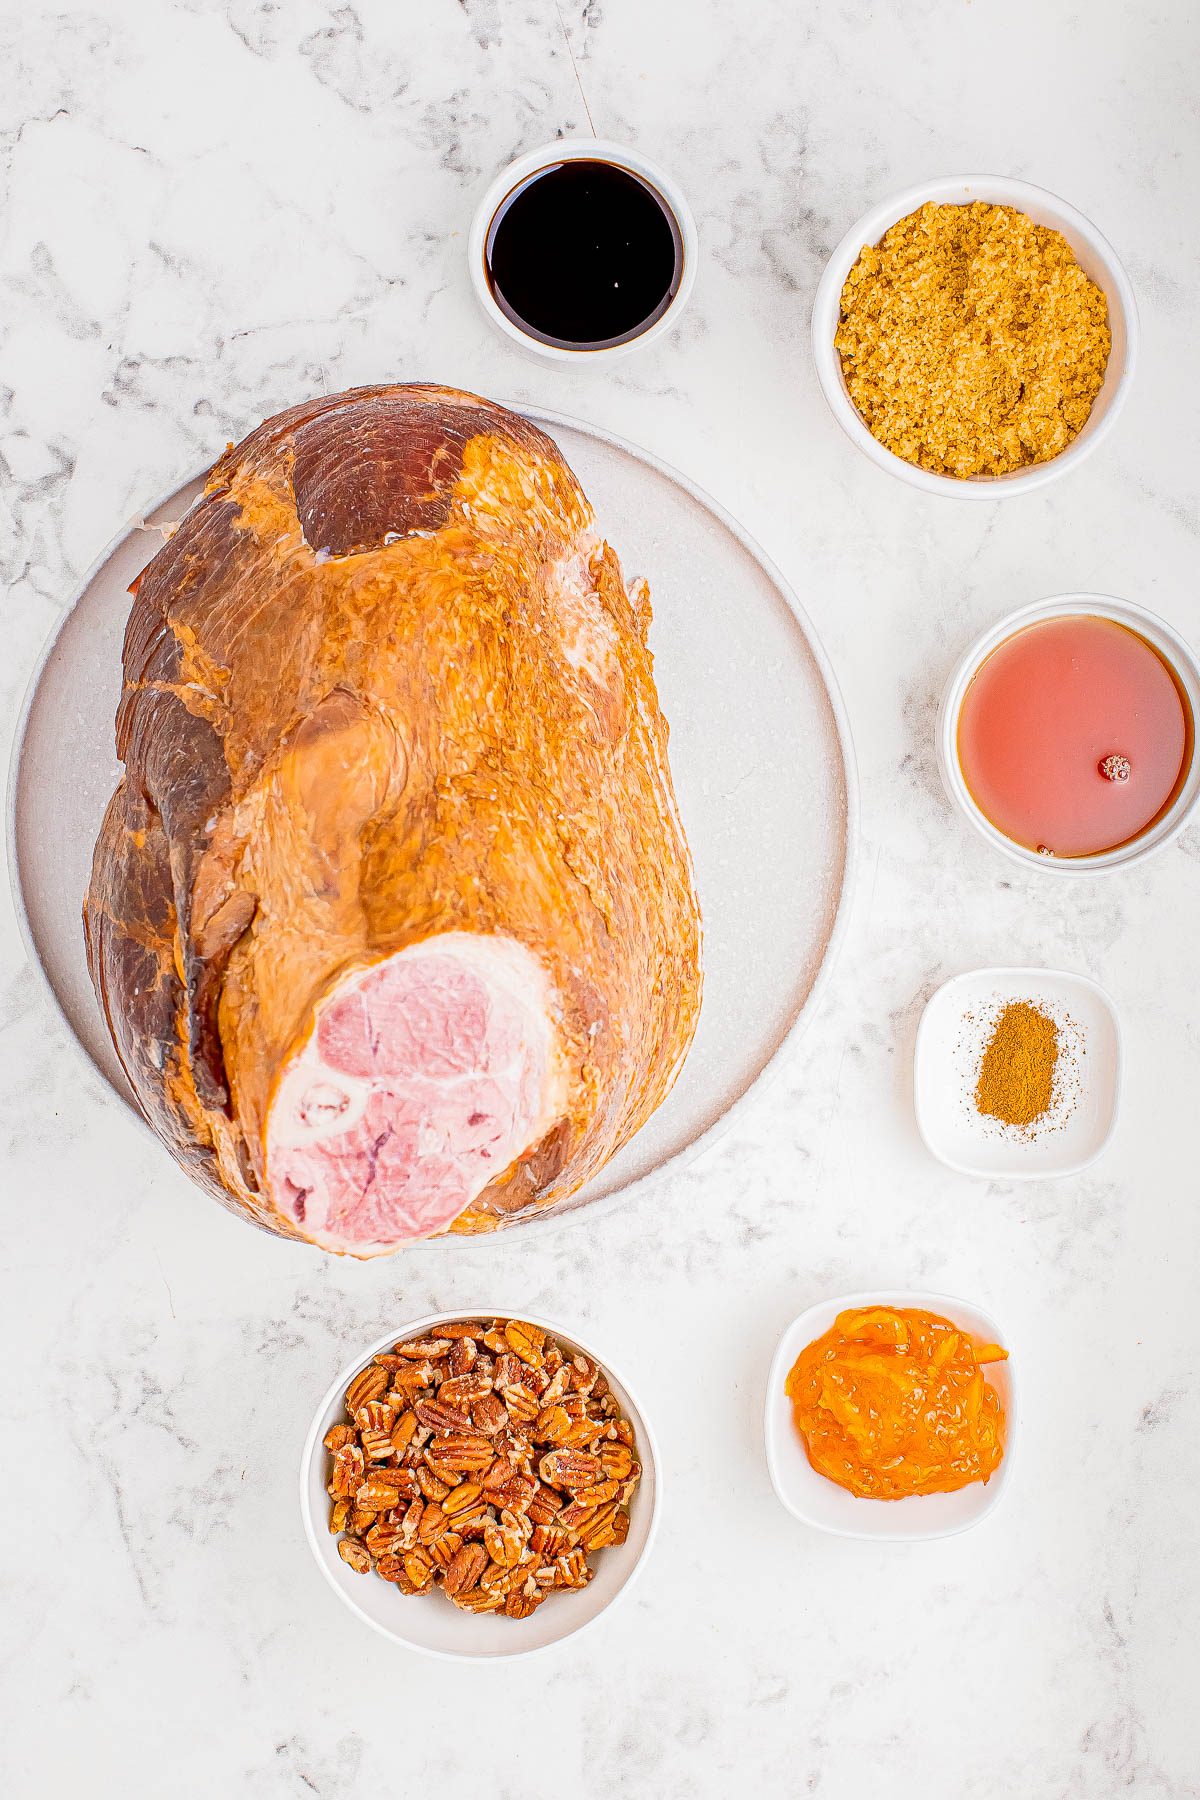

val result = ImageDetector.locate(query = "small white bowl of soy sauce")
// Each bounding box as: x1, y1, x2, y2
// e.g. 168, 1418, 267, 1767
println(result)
468, 138, 697, 362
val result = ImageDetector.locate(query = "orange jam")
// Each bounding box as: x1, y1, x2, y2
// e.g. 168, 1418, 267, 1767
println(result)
785, 1306, 1008, 1499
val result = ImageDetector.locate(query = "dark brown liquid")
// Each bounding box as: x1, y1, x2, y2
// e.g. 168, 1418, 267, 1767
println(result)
485, 160, 683, 351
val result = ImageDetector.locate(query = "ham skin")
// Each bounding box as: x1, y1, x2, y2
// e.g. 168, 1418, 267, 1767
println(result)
83, 385, 702, 1253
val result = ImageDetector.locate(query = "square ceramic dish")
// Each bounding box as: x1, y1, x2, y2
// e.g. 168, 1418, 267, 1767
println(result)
299, 1310, 660, 1660
914, 968, 1122, 1178
764, 1290, 1017, 1541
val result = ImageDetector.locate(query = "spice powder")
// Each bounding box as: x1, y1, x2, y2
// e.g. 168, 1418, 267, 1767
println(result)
836, 201, 1112, 478
975, 1001, 1059, 1128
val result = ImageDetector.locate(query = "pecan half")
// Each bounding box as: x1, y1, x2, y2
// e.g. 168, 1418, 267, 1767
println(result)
529, 1522, 569, 1558
450, 1585, 504, 1613
471, 1394, 509, 1436
428, 1532, 464, 1569
553, 1547, 593, 1588
417, 1467, 451, 1503
447, 1501, 489, 1537
390, 1410, 418, 1456
538, 1449, 603, 1491
403, 1552, 435, 1591
356, 1476, 406, 1510
355, 1401, 393, 1434
345, 1365, 389, 1414
436, 1372, 492, 1408
418, 1504, 453, 1546
483, 1510, 530, 1569
491, 1473, 537, 1516
535, 1403, 572, 1442
576, 1501, 620, 1549
365, 1517, 408, 1558
525, 1482, 564, 1526
503, 1321, 546, 1368
387, 1361, 436, 1395
337, 1536, 371, 1574
443, 1542, 488, 1597
600, 1442, 633, 1481
540, 1368, 571, 1408
368, 1468, 419, 1499
330, 1442, 364, 1498
441, 1481, 484, 1518
505, 1589, 543, 1619
573, 1479, 619, 1509
415, 1399, 472, 1435
501, 1385, 539, 1425
428, 1433, 495, 1474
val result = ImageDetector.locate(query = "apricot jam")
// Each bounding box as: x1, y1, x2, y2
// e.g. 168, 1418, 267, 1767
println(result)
785, 1306, 1008, 1499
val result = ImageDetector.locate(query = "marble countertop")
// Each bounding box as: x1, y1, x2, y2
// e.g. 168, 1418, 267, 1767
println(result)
3, 1, 1198, 1794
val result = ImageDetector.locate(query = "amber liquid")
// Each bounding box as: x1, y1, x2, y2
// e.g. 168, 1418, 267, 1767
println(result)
957, 615, 1193, 857
484, 160, 683, 351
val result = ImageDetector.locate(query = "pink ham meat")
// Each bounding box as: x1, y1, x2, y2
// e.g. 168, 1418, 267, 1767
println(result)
266, 936, 565, 1253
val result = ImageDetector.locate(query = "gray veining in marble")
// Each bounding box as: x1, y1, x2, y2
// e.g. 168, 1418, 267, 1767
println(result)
2, 1, 1199, 1795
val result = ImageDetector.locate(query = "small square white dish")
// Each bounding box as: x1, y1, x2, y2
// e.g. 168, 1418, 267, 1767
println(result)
914, 967, 1122, 1178
300, 1310, 660, 1660
764, 1290, 1017, 1541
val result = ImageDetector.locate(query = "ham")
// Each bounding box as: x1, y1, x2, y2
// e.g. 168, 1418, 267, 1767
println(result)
84, 385, 702, 1253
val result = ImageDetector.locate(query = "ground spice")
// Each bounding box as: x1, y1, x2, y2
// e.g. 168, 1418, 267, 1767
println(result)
975, 1001, 1059, 1127
835, 201, 1111, 478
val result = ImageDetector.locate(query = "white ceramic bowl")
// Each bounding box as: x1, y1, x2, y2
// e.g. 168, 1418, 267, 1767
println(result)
765, 1290, 1017, 1541
914, 967, 1122, 1178
811, 175, 1138, 497
300, 1310, 660, 1659
937, 593, 1200, 873
467, 137, 698, 363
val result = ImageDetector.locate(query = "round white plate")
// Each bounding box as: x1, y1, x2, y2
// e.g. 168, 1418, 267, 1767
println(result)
8, 407, 856, 1237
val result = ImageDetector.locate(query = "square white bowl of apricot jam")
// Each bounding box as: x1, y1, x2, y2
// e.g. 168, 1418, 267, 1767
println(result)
765, 1291, 1017, 1541
914, 967, 1122, 1179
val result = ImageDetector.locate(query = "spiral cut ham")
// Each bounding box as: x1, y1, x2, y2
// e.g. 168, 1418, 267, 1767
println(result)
84, 385, 702, 1254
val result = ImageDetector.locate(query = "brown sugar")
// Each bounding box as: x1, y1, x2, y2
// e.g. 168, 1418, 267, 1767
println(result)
835, 202, 1112, 478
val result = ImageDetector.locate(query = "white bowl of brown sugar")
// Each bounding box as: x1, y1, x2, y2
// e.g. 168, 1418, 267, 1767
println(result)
811, 175, 1139, 497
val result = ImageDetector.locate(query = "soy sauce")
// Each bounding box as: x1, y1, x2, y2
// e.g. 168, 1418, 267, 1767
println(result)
485, 160, 684, 351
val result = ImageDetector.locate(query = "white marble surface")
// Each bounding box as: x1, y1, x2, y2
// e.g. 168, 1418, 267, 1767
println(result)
2, 2, 1199, 1794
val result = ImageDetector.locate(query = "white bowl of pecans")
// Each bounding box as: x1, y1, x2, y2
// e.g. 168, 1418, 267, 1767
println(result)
300, 1311, 660, 1658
